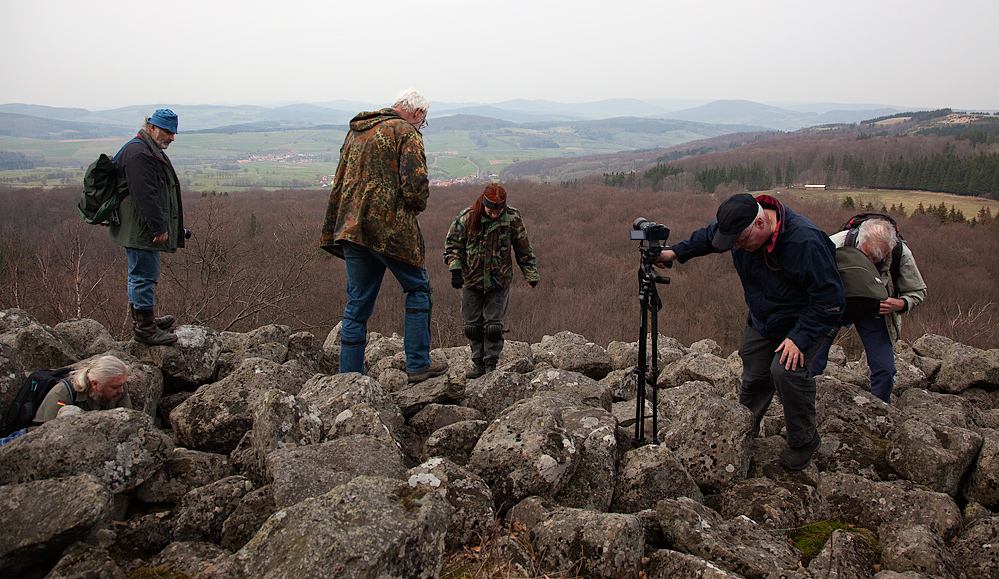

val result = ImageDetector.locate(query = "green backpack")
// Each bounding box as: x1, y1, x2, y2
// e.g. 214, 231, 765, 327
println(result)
78, 137, 140, 226
836, 245, 889, 325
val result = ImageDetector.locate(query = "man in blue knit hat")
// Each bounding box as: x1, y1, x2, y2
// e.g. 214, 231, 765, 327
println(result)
109, 109, 186, 346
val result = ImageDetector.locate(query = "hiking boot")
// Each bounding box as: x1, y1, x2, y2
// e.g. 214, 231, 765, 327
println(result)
407, 359, 449, 383
484, 362, 497, 374
465, 363, 486, 379
130, 303, 175, 330
133, 307, 178, 347
778, 432, 821, 471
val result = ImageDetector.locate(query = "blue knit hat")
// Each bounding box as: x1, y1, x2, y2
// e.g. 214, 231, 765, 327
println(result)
149, 109, 179, 133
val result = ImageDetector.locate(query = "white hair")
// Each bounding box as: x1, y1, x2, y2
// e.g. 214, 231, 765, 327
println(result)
392, 88, 428, 114
857, 219, 898, 262
742, 204, 765, 235
68, 355, 127, 393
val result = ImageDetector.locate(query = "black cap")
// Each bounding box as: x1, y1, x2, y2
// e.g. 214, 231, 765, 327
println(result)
712, 194, 760, 250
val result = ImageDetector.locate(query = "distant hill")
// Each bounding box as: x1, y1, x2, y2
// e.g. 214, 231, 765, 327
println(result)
659, 99, 904, 131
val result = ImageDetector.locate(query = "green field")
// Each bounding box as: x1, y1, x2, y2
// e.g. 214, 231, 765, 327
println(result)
772, 187, 999, 218
0, 120, 730, 190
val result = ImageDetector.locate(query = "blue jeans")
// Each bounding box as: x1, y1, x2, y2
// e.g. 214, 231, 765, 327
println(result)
126, 248, 161, 309
340, 241, 432, 374
810, 317, 896, 403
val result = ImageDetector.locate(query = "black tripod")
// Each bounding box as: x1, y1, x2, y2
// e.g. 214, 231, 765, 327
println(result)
630, 219, 670, 447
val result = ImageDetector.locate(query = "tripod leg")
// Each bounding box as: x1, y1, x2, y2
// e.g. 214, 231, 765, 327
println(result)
633, 292, 648, 445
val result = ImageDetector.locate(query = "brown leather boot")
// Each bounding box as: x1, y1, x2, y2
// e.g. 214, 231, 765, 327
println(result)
129, 303, 175, 330
133, 307, 178, 346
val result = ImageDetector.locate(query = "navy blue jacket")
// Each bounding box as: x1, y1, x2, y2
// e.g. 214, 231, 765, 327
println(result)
671, 195, 844, 352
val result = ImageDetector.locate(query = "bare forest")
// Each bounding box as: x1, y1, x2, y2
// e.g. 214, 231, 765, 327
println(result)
1, 183, 997, 359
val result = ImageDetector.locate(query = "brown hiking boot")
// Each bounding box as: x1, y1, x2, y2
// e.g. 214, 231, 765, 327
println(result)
465, 363, 486, 379
133, 307, 178, 346
130, 303, 175, 330
407, 359, 449, 383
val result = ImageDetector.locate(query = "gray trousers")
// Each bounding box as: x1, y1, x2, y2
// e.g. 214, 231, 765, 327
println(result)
738, 323, 821, 448
461, 286, 510, 365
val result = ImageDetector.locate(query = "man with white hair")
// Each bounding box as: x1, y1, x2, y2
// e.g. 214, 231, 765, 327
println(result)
656, 194, 845, 470
320, 88, 448, 383
810, 217, 927, 403
32, 355, 132, 424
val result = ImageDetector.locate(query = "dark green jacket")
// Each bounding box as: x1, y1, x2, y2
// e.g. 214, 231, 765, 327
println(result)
444, 206, 539, 292
320, 108, 430, 267
109, 130, 185, 252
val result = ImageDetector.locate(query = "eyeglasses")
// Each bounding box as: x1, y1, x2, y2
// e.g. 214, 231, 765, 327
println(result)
416, 116, 428, 131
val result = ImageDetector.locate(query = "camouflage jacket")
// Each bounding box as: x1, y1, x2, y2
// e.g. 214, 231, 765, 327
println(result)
444, 206, 539, 292
320, 108, 430, 266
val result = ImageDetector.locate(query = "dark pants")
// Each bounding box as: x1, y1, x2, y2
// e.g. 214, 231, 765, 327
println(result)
810, 317, 896, 403
739, 323, 821, 448
460, 286, 510, 365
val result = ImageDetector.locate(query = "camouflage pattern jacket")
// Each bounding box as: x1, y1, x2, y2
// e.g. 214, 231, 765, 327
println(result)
444, 206, 540, 292
320, 108, 430, 267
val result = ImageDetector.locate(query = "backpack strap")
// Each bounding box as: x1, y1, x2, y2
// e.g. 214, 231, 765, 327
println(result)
113, 137, 146, 163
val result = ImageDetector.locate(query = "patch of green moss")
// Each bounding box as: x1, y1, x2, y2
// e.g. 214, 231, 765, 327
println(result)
790, 520, 880, 565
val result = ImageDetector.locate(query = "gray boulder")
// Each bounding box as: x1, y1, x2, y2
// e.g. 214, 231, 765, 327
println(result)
467, 393, 579, 511
963, 428, 999, 509
645, 549, 747, 578
656, 381, 754, 493
129, 324, 222, 386
606, 340, 639, 370
146, 540, 237, 579
806, 528, 878, 579
134, 447, 233, 504
463, 370, 536, 420
233, 475, 452, 579
887, 418, 983, 496
611, 443, 702, 513
531, 508, 644, 579
221, 485, 276, 552
819, 472, 963, 540
655, 497, 801, 579
551, 341, 614, 380
0, 408, 172, 493
896, 387, 982, 431
172, 475, 255, 544
51, 318, 117, 359
0, 342, 27, 426
407, 457, 495, 550
266, 434, 407, 508
526, 367, 613, 411
297, 372, 404, 440
555, 405, 620, 511
0, 474, 111, 575
423, 419, 489, 465
170, 358, 301, 454
658, 352, 740, 399
408, 403, 484, 438
43, 542, 127, 579
880, 524, 964, 579
952, 516, 999, 579
390, 371, 465, 417
12, 322, 80, 371
707, 477, 827, 532
240, 388, 322, 480
913, 334, 999, 393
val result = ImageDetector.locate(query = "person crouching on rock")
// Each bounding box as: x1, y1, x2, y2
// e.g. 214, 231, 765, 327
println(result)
444, 184, 540, 379
31, 355, 132, 425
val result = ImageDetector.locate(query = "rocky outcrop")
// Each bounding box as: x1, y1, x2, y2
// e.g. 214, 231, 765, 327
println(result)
2, 308, 998, 579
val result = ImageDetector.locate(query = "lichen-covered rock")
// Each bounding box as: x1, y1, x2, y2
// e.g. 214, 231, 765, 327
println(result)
963, 428, 999, 510
130, 324, 222, 386
467, 393, 579, 511
221, 485, 276, 552
172, 475, 255, 544
0, 408, 172, 493
656, 381, 754, 493
423, 419, 489, 465
887, 418, 983, 496
266, 434, 407, 508
951, 516, 999, 579
819, 472, 963, 540
551, 341, 614, 380
0, 474, 111, 575
655, 497, 801, 579
146, 540, 237, 579
881, 524, 964, 579
658, 353, 740, 399
645, 549, 747, 578
298, 372, 404, 440
913, 334, 999, 393
532, 508, 644, 579
407, 457, 495, 550
806, 528, 878, 578
233, 475, 452, 579
707, 477, 827, 532
43, 542, 126, 579
134, 447, 233, 504
463, 370, 536, 420
526, 367, 613, 411
12, 322, 80, 372
390, 371, 465, 417
611, 443, 702, 514
555, 405, 619, 511
51, 318, 117, 359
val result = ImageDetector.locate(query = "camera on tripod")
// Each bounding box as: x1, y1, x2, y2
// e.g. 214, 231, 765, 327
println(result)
630, 218, 669, 242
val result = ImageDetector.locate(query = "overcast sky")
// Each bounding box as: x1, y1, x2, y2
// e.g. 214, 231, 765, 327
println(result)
2, 0, 996, 111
